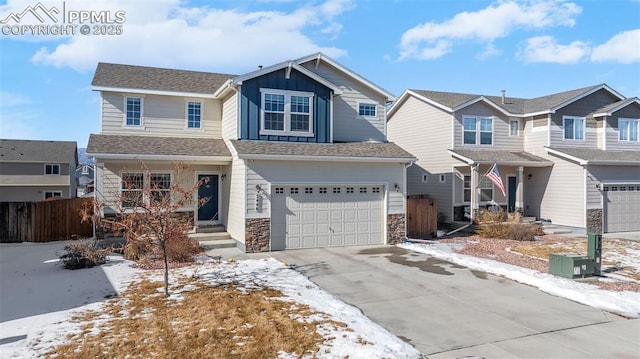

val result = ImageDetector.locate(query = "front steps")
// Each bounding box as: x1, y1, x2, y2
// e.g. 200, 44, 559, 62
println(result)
542, 223, 573, 235
188, 225, 235, 250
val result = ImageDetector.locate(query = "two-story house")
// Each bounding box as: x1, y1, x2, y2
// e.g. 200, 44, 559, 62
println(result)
75, 164, 95, 197
87, 53, 415, 252
0, 139, 78, 201
387, 84, 640, 234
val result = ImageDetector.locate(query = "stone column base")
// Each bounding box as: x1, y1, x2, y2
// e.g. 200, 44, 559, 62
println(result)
245, 218, 270, 253
586, 209, 603, 234
387, 214, 406, 244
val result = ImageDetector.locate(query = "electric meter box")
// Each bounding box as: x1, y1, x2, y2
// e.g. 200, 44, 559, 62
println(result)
549, 253, 594, 279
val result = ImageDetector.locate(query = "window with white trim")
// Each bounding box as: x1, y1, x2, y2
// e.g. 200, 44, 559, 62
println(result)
358, 103, 377, 117
186, 101, 202, 129
509, 120, 519, 136
44, 191, 62, 199
422, 174, 428, 183
260, 89, 313, 136
463, 116, 493, 145
125, 97, 142, 126
45, 164, 60, 175
463, 176, 493, 202
149, 173, 171, 203
563, 116, 585, 140
121, 172, 144, 208
619, 119, 639, 142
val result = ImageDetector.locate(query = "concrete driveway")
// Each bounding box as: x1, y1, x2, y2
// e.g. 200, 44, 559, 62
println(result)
272, 245, 640, 358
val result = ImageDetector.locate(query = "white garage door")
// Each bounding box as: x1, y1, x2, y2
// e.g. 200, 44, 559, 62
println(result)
271, 185, 384, 250
604, 184, 640, 233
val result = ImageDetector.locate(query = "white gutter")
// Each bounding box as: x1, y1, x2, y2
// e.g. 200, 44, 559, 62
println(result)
86, 153, 232, 163
92, 86, 216, 99
237, 153, 415, 163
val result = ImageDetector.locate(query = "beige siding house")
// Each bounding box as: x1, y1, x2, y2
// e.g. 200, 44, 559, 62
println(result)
0, 139, 78, 202
388, 85, 640, 234
87, 53, 415, 252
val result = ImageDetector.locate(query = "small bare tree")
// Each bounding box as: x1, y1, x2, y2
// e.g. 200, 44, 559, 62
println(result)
82, 161, 209, 296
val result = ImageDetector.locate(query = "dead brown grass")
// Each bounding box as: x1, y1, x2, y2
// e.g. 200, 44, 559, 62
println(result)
45, 276, 346, 358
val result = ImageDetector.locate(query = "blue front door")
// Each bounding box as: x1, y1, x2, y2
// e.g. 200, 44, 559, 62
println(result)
198, 174, 218, 222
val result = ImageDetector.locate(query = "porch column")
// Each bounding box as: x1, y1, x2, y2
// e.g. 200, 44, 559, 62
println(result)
470, 164, 480, 220
516, 166, 524, 211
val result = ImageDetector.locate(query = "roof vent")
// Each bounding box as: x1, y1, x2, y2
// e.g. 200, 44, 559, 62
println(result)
501, 90, 506, 104
258, 65, 263, 70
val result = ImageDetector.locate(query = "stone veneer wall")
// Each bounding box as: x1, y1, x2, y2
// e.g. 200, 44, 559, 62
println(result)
586, 209, 603, 234
387, 214, 406, 244
245, 218, 270, 253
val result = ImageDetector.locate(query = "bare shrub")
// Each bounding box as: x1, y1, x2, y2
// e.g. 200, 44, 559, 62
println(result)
59, 240, 111, 270
508, 223, 543, 241
162, 227, 202, 263
474, 208, 509, 239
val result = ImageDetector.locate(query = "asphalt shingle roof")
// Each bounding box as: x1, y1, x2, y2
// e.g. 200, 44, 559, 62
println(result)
548, 147, 640, 163
0, 139, 77, 163
410, 84, 603, 115
230, 140, 415, 160
87, 134, 231, 157
449, 149, 552, 165
92, 63, 236, 94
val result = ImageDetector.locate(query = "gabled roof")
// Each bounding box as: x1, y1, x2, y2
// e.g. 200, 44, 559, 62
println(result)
448, 149, 552, 167
296, 52, 396, 102
590, 97, 640, 118
389, 84, 626, 119
230, 140, 415, 163
546, 147, 640, 165
0, 139, 77, 163
92, 63, 236, 97
87, 134, 231, 161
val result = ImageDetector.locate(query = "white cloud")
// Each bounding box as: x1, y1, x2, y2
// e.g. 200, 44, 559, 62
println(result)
1, 0, 355, 72
518, 36, 590, 64
0, 92, 38, 139
398, 0, 581, 60
591, 29, 640, 64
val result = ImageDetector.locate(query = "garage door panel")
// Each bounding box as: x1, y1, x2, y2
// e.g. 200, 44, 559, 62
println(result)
272, 185, 384, 249
604, 185, 640, 233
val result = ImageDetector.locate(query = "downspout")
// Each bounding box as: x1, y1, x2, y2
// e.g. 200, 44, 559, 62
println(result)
403, 161, 414, 241
92, 157, 97, 240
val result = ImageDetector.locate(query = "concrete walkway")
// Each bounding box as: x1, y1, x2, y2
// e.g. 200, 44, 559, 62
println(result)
256, 245, 640, 358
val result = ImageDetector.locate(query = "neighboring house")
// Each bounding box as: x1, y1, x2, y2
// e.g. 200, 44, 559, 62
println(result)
86, 53, 415, 252
0, 139, 78, 201
75, 164, 95, 197
387, 84, 640, 234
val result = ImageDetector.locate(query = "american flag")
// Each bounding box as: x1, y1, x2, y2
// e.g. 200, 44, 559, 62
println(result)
486, 163, 506, 198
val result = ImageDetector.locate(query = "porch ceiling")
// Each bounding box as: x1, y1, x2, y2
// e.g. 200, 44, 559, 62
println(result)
449, 149, 553, 167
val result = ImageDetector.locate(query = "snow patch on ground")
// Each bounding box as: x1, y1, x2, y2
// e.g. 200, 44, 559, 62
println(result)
400, 242, 640, 318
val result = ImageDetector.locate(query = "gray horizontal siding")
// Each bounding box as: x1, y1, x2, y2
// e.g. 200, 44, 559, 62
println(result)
453, 102, 523, 150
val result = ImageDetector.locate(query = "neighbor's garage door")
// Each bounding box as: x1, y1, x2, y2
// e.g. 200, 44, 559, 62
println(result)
604, 184, 640, 233
271, 185, 384, 250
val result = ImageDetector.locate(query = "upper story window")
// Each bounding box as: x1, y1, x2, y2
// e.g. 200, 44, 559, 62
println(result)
260, 89, 314, 137
563, 116, 584, 140
186, 101, 202, 129
358, 103, 377, 117
44, 191, 62, 199
125, 96, 142, 126
463, 116, 493, 145
509, 120, 519, 136
45, 164, 60, 175
619, 119, 639, 142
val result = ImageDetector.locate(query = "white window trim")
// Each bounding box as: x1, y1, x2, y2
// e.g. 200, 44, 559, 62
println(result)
357, 102, 378, 118
120, 171, 173, 208
463, 175, 494, 204
618, 118, 639, 142
439, 174, 446, 183
44, 191, 62, 199
44, 163, 60, 175
509, 119, 520, 136
422, 173, 428, 183
259, 88, 314, 137
123, 95, 144, 128
562, 116, 586, 141
185, 99, 204, 130
462, 116, 494, 146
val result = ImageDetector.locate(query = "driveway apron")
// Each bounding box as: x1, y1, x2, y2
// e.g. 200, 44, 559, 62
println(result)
272, 245, 640, 358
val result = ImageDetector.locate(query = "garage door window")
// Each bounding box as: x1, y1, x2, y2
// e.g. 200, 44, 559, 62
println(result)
333, 187, 341, 194
346, 187, 354, 193
319, 187, 327, 194
290, 187, 299, 194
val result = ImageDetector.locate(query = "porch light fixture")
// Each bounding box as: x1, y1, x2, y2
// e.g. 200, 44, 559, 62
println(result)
255, 184, 262, 192
221, 173, 226, 181
394, 184, 400, 192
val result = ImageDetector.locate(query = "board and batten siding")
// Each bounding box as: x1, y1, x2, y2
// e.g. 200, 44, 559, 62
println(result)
387, 95, 454, 221
239, 68, 331, 143
301, 61, 387, 142
100, 92, 222, 138
452, 102, 523, 150
244, 160, 405, 219
604, 103, 640, 151
221, 92, 238, 140
225, 159, 246, 243
548, 89, 621, 149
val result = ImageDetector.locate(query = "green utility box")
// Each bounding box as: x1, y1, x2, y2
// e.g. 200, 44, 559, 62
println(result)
549, 253, 594, 279
587, 233, 602, 276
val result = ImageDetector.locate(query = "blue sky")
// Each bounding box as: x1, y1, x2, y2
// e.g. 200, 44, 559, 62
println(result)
1, 0, 639, 147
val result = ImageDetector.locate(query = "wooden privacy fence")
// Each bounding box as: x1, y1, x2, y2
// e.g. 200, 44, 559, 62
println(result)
406, 195, 437, 239
0, 198, 93, 243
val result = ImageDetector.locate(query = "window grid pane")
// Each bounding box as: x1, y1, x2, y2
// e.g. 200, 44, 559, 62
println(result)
264, 93, 285, 131
126, 97, 141, 126
575, 119, 584, 139
359, 103, 376, 117
187, 102, 201, 129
